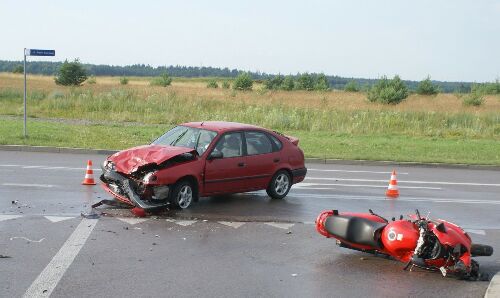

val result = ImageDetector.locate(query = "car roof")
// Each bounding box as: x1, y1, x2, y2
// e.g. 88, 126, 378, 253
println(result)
181, 121, 265, 133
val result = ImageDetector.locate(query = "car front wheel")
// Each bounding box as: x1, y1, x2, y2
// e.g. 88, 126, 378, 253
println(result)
266, 170, 291, 199
170, 180, 195, 209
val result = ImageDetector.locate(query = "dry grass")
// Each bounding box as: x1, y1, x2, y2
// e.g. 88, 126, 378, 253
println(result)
2, 72, 499, 114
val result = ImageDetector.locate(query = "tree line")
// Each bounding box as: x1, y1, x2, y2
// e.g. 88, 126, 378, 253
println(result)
0, 59, 476, 93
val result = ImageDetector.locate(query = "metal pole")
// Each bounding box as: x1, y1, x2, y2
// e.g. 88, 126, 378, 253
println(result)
23, 48, 27, 138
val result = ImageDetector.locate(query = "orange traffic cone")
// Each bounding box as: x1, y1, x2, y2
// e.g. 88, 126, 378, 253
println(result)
82, 160, 96, 185
386, 170, 399, 198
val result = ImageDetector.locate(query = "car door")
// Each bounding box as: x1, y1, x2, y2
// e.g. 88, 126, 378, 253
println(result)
242, 130, 281, 190
203, 132, 248, 195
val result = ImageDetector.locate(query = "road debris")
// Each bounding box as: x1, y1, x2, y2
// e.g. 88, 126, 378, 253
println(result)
11, 200, 18, 205
0, 255, 12, 258
291, 273, 298, 277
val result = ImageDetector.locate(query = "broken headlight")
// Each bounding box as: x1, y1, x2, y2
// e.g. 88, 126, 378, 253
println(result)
103, 160, 115, 171
143, 172, 157, 183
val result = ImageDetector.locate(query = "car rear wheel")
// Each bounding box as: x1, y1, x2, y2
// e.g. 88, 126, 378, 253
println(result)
170, 180, 195, 209
266, 170, 291, 199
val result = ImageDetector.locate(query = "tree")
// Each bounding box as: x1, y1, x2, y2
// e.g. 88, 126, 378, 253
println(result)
264, 74, 285, 90
54, 59, 88, 86
416, 76, 439, 95
281, 76, 295, 91
314, 73, 330, 91
12, 65, 23, 74
120, 77, 129, 85
296, 73, 314, 91
222, 80, 230, 89
344, 80, 359, 92
367, 75, 409, 104
233, 72, 253, 90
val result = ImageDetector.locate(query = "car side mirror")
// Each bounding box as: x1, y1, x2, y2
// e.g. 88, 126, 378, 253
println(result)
208, 151, 223, 160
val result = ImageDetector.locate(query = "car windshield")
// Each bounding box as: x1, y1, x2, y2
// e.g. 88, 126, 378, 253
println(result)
152, 126, 217, 155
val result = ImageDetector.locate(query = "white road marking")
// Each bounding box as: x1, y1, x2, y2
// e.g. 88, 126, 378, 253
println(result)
308, 169, 409, 175
0, 164, 101, 171
294, 182, 441, 190
116, 217, 149, 225
287, 193, 500, 205
218, 221, 246, 229
0, 214, 23, 222
2, 183, 55, 188
463, 229, 486, 236
44, 216, 76, 223
305, 177, 500, 187
264, 222, 295, 230
23, 218, 98, 298
174, 220, 197, 226
485, 272, 500, 298
10, 236, 45, 243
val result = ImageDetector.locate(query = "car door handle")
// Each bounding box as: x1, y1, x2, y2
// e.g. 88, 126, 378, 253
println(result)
238, 162, 246, 167
273, 158, 280, 163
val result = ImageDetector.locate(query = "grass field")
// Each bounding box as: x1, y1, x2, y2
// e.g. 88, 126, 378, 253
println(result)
0, 73, 499, 164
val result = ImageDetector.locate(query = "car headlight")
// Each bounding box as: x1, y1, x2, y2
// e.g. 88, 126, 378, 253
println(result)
143, 172, 157, 183
103, 160, 115, 171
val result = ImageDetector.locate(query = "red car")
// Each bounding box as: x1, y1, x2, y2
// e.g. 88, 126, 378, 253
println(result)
100, 121, 307, 210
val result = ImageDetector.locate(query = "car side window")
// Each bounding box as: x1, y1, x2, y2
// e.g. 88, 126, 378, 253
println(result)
214, 133, 243, 158
245, 131, 273, 155
268, 134, 282, 151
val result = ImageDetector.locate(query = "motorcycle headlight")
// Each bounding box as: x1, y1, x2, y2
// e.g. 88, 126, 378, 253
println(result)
143, 172, 157, 183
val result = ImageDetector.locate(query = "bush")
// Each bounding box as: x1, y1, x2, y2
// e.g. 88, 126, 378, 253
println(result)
119, 77, 129, 85
344, 80, 359, 92
463, 92, 484, 106
367, 75, 409, 104
416, 76, 439, 95
150, 73, 172, 87
54, 59, 88, 86
233, 73, 253, 91
86, 76, 96, 84
222, 81, 230, 89
207, 79, 218, 88
296, 73, 314, 91
314, 73, 330, 91
471, 80, 500, 95
12, 65, 24, 74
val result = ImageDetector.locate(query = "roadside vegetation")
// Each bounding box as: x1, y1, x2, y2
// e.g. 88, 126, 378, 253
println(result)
0, 73, 498, 164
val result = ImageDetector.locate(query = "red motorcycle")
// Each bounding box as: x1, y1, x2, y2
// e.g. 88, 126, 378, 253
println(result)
316, 209, 493, 280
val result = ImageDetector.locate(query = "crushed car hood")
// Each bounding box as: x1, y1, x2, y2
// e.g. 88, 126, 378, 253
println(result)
109, 145, 196, 174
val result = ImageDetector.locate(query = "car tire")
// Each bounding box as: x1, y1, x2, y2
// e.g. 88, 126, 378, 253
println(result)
266, 170, 291, 199
170, 180, 195, 209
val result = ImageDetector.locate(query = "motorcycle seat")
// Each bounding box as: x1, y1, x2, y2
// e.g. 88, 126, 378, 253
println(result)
324, 215, 387, 248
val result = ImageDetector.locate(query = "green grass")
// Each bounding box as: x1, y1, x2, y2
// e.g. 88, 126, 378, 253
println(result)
1, 118, 498, 165
0, 88, 498, 139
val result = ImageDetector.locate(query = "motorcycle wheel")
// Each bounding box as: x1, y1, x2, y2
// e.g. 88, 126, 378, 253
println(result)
470, 244, 493, 257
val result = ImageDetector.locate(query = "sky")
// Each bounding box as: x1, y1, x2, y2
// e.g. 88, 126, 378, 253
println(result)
0, 0, 499, 82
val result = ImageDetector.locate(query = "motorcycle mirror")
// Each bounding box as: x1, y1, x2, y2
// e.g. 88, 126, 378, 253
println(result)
392, 217, 396, 221
400, 215, 403, 220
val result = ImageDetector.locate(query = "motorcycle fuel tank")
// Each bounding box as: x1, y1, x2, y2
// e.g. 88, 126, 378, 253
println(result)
381, 220, 419, 262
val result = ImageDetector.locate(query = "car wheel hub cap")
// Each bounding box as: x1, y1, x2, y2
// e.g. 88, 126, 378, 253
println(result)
177, 185, 193, 208
275, 174, 289, 195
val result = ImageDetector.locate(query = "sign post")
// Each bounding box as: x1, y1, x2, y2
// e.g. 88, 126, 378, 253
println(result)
23, 48, 55, 137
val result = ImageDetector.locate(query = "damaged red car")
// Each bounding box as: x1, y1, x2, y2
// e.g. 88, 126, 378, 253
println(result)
100, 121, 307, 210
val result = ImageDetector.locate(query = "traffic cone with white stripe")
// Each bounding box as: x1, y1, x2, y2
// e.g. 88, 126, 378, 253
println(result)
82, 160, 96, 185
386, 170, 399, 198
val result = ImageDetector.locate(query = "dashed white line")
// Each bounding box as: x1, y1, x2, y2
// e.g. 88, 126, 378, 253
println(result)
305, 177, 500, 187
308, 169, 409, 175
23, 218, 98, 298
2, 183, 56, 188
294, 183, 441, 190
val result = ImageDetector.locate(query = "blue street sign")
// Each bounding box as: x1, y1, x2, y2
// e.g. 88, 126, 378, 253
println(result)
26, 49, 55, 56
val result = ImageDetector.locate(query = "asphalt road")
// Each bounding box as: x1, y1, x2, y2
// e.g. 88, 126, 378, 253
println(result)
1, 151, 499, 297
